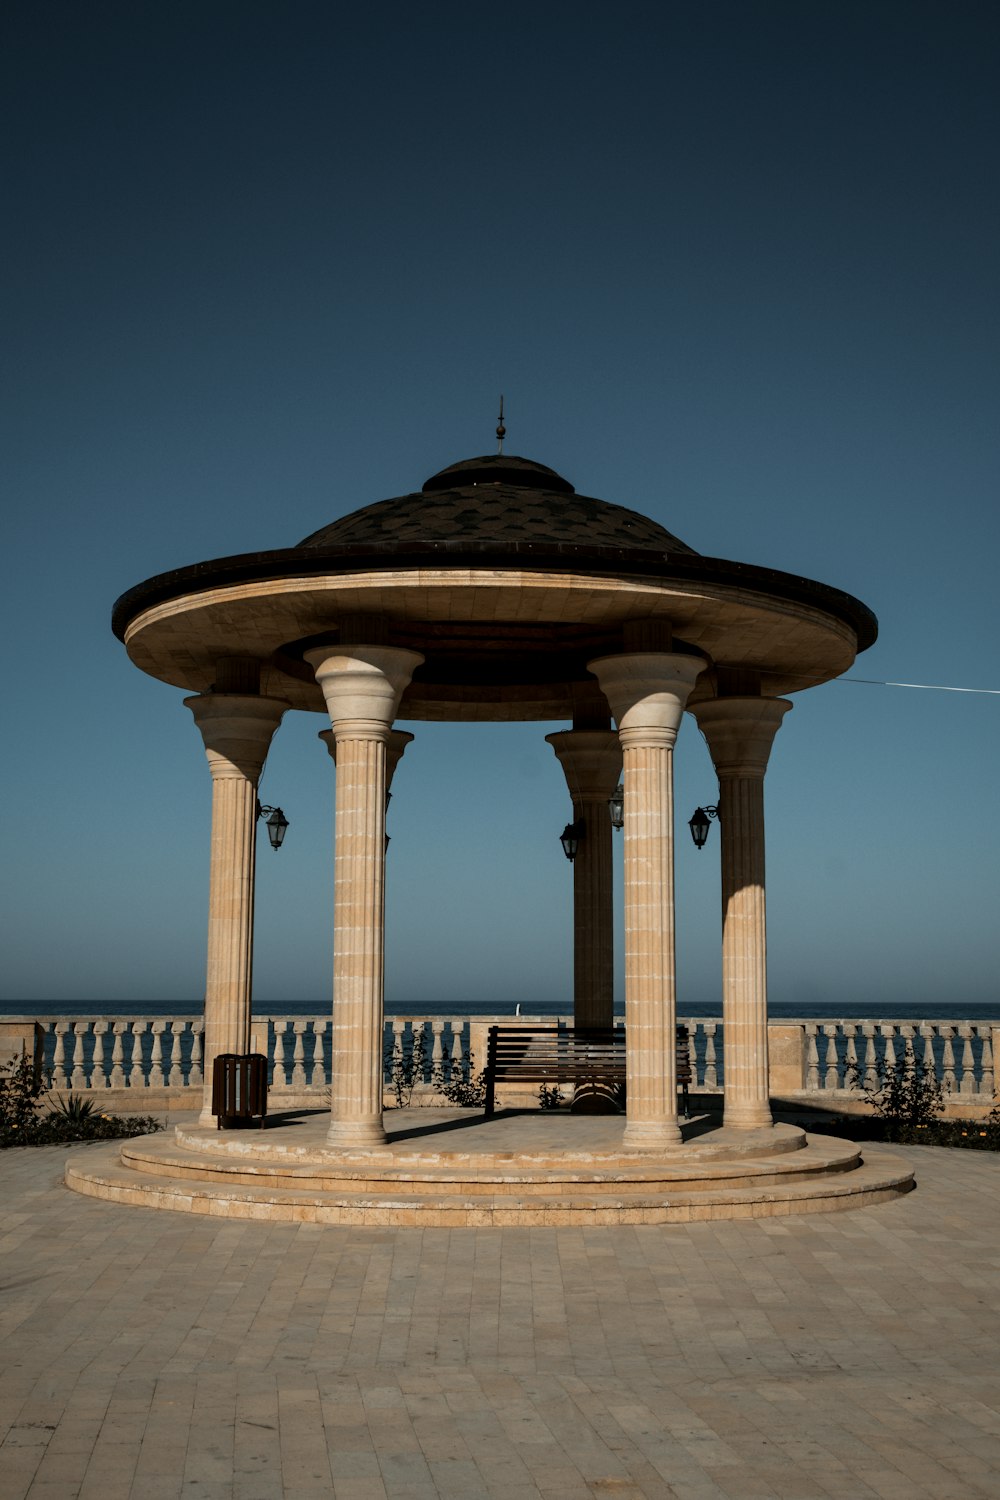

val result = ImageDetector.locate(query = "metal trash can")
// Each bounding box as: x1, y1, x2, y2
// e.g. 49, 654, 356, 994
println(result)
212, 1052, 268, 1129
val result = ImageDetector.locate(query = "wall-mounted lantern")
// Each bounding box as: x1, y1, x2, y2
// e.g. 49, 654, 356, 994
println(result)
560, 820, 585, 862
257, 803, 289, 851
688, 804, 719, 850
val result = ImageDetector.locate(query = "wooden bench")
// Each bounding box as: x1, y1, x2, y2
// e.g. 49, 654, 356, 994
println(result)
483, 1024, 691, 1118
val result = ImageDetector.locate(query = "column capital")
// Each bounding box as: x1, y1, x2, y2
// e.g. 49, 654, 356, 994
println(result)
691, 696, 791, 778
545, 730, 622, 802
306, 645, 424, 728
588, 652, 706, 741
184, 693, 289, 781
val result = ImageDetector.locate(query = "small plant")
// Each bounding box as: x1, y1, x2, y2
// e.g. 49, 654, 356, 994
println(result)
431, 1051, 489, 1109
538, 1083, 563, 1110
847, 1043, 944, 1142
384, 1027, 428, 1108
49, 1092, 97, 1123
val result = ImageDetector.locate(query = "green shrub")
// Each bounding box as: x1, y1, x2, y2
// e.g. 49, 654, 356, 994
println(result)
1, 1055, 162, 1148
432, 1052, 489, 1108
846, 1042, 944, 1142
384, 1028, 428, 1108
16, 1111, 163, 1147
0, 1053, 43, 1140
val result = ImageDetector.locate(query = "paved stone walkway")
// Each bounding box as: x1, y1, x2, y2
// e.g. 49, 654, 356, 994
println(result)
2, 1131, 1000, 1500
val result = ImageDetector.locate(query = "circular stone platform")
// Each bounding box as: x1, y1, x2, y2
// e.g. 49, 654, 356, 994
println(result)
64, 1110, 914, 1226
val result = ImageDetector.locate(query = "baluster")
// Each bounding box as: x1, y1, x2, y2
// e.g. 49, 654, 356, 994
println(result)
702, 1023, 717, 1089
265, 1019, 280, 1085
292, 1022, 307, 1087
882, 1025, 897, 1075
314, 1019, 328, 1086
861, 1023, 878, 1088
129, 1020, 148, 1086
149, 1021, 166, 1087
815, 1026, 832, 1089
41, 1023, 55, 1085
979, 1028, 993, 1098
431, 1020, 445, 1083
958, 1025, 975, 1096
940, 1025, 957, 1093
189, 1022, 204, 1088
898, 1023, 915, 1064
687, 1022, 700, 1086
282, 1020, 296, 1086
51, 1023, 71, 1090
92, 1022, 109, 1089
843, 1024, 859, 1089
419, 1021, 429, 1080
110, 1021, 127, 1087
168, 1023, 184, 1086
302, 1022, 316, 1085
269, 1020, 287, 1086
69, 1022, 87, 1091
391, 1020, 405, 1084
801, 1024, 818, 1091
919, 1025, 937, 1080
450, 1023, 464, 1081
318, 1019, 332, 1086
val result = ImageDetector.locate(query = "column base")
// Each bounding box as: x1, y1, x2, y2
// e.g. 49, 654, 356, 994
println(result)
198, 1105, 215, 1130
326, 1117, 388, 1148
622, 1118, 683, 1149
723, 1103, 774, 1131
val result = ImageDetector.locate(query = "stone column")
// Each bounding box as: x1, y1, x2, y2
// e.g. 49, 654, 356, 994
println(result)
691, 697, 791, 1130
306, 645, 423, 1148
320, 727, 415, 795
587, 652, 705, 1147
185, 692, 289, 1126
545, 731, 622, 1030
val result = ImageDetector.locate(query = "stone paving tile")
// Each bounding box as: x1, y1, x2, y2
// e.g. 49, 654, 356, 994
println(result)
2, 1142, 1000, 1496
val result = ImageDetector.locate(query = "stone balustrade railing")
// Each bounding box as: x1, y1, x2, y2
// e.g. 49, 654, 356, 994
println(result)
2, 1015, 997, 1103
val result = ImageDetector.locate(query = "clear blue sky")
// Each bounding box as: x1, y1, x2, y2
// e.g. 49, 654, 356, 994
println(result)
2, 1, 997, 1012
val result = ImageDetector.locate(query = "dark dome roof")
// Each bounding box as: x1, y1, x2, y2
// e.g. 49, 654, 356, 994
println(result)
298, 453, 698, 554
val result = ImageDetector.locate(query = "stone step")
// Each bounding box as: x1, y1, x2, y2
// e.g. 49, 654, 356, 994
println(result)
65, 1142, 914, 1227
119, 1133, 862, 1195
174, 1116, 810, 1166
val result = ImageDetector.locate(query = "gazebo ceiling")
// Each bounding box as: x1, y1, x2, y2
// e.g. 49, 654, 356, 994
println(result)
113, 451, 877, 721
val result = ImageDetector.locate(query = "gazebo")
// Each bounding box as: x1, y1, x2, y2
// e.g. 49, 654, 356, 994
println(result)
112, 445, 877, 1157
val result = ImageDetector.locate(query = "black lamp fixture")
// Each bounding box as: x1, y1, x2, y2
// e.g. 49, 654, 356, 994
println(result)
560, 820, 585, 862
608, 783, 624, 831
688, 804, 719, 850
257, 803, 289, 851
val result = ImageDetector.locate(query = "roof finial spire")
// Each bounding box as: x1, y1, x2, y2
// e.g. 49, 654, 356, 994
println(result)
496, 394, 506, 455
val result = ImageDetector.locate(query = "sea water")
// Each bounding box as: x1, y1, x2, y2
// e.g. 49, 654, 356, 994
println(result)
2, 998, 997, 1022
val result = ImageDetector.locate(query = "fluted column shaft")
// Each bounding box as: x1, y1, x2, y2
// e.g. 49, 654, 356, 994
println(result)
545, 731, 621, 1029
588, 653, 705, 1147
320, 727, 415, 797
185, 693, 289, 1125
692, 697, 791, 1130
306, 645, 423, 1148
